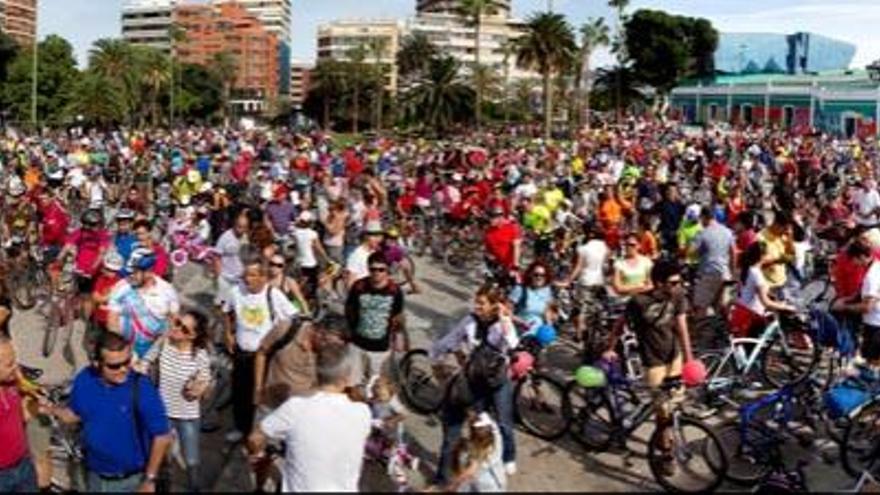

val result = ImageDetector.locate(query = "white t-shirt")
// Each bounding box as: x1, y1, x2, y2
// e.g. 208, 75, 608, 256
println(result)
861, 262, 880, 326
345, 245, 373, 281
577, 240, 609, 287
293, 227, 319, 268
738, 266, 767, 316
223, 285, 298, 352
856, 188, 880, 226
261, 391, 371, 493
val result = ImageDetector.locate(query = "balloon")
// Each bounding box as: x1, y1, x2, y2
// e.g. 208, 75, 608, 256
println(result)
682, 359, 708, 387
575, 366, 607, 388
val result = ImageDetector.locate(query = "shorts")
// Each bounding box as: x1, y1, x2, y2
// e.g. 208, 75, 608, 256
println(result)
692, 272, 726, 309
75, 275, 94, 295
861, 324, 880, 363
645, 354, 684, 415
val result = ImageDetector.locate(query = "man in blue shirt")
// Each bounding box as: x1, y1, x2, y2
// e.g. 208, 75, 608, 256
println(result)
45, 332, 171, 493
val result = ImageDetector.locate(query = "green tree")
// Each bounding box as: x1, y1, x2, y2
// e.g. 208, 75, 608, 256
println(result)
402, 56, 474, 134
578, 17, 610, 128
457, 0, 498, 130
624, 10, 719, 95
5, 35, 78, 126
515, 12, 577, 138
397, 33, 439, 84
211, 51, 237, 127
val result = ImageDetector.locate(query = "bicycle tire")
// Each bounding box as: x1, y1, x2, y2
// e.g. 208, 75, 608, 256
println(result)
841, 397, 880, 478
398, 349, 445, 415
42, 302, 62, 358
715, 421, 771, 485
563, 381, 616, 452
760, 328, 821, 388
647, 415, 727, 493
514, 372, 569, 440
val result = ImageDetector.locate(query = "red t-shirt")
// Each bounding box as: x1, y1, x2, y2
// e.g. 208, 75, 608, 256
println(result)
484, 220, 521, 269
0, 386, 28, 469
91, 273, 120, 326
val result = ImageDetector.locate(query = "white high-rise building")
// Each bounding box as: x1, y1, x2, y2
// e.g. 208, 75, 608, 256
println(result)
121, 0, 176, 52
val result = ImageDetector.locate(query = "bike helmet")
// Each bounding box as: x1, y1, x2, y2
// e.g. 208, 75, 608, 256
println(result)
81, 208, 102, 227
128, 247, 157, 272
6, 176, 25, 197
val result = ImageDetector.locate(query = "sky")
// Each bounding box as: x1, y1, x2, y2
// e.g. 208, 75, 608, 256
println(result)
37, 0, 880, 69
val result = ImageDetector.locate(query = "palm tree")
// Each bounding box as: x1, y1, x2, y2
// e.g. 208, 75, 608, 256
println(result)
515, 12, 577, 138
608, 0, 630, 121
367, 38, 388, 131
403, 56, 475, 135
347, 44, 368, 134
135, 47, 170, 127
578, 17, 610, 128
211, 51, 238, 128
457, 0, 498, 130
397, 33, 438, 85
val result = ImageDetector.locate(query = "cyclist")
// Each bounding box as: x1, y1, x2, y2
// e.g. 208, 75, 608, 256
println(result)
603, 260, 695, 476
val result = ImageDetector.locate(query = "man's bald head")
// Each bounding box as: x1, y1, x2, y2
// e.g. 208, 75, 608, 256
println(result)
0, 334, 17, 384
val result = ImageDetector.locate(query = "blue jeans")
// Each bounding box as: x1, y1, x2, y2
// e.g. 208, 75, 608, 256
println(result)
434, 378, 516, 485
0, 456, 37, 493
171, 418, 201, 491
86, 471, 142, 493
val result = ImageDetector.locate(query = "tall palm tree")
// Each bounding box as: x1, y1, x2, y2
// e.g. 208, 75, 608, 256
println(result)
135, 47, 170, 127
608, 0, 630, 121
403, 56, 475, 135
457, 0, 498, 130
397, 33, 438, 85
367, 38, 388, 131
211, 51, 238, 128
515, 12, 577, 138
578, 17, 610, 128
347, 44, 368, 134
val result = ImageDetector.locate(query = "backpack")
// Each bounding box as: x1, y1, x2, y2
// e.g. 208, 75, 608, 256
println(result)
465, 316, 509, 392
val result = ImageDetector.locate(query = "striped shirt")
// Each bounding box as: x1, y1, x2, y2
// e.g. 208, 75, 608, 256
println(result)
146, 343, 211, 420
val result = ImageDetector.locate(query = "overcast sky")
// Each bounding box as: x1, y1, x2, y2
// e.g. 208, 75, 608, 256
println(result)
37, 0, 880, 69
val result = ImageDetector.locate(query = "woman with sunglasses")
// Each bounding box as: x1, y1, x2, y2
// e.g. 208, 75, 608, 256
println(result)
267, 255, 311, 316
141, 310, 212, 492
611, 233, 654, 297
508, 261, 556, 331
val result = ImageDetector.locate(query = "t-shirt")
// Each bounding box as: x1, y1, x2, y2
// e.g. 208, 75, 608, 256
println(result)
345, 245, 373, 282
224, 285, 298, 352
693, 222, 734, 277
261, 392, 371, 492
344, 279, 404, 352
0, 385, 28, 469
576, 240, 609, 287
66, 228, 111, 278
861, 262, 880, 326
293, 227, 319, 268
737, 266, 768, 316
69, 369, 170, 476
484, 220, 521, 270
627, 291, 688, 367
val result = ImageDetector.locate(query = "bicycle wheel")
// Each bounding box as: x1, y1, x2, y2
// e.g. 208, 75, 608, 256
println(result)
841, 397, 880, 478
514, 372, 569, 440
647, 415, 727, 493
714, 421, 771, 485
760, 327, 821, 388
42, 302, 62, 358
564, 382, 616, 451
398, 349, 445, 415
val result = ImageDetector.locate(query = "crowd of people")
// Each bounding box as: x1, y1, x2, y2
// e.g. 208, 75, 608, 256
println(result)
0, 117, 879, 492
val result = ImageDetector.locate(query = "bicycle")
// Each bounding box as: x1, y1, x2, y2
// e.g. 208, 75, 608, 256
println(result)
564, 371, 728, 493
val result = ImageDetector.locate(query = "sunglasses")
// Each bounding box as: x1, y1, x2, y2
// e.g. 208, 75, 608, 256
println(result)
102, 358, 132, 370
369, 266, 388, 273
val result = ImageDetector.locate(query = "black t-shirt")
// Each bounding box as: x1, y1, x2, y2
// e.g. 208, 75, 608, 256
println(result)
344, 279, 405, 352
626, 290, 688, 367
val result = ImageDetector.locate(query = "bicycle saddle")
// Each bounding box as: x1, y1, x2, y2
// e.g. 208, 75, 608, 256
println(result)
19, 364, 43, 382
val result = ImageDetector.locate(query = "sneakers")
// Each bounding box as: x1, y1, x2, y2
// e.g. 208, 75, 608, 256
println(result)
224, 430, 244, 443
504, 462, 517, 476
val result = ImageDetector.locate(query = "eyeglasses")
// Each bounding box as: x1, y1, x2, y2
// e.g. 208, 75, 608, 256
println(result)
102, 358, 132, 371
369, 266, 388, 273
